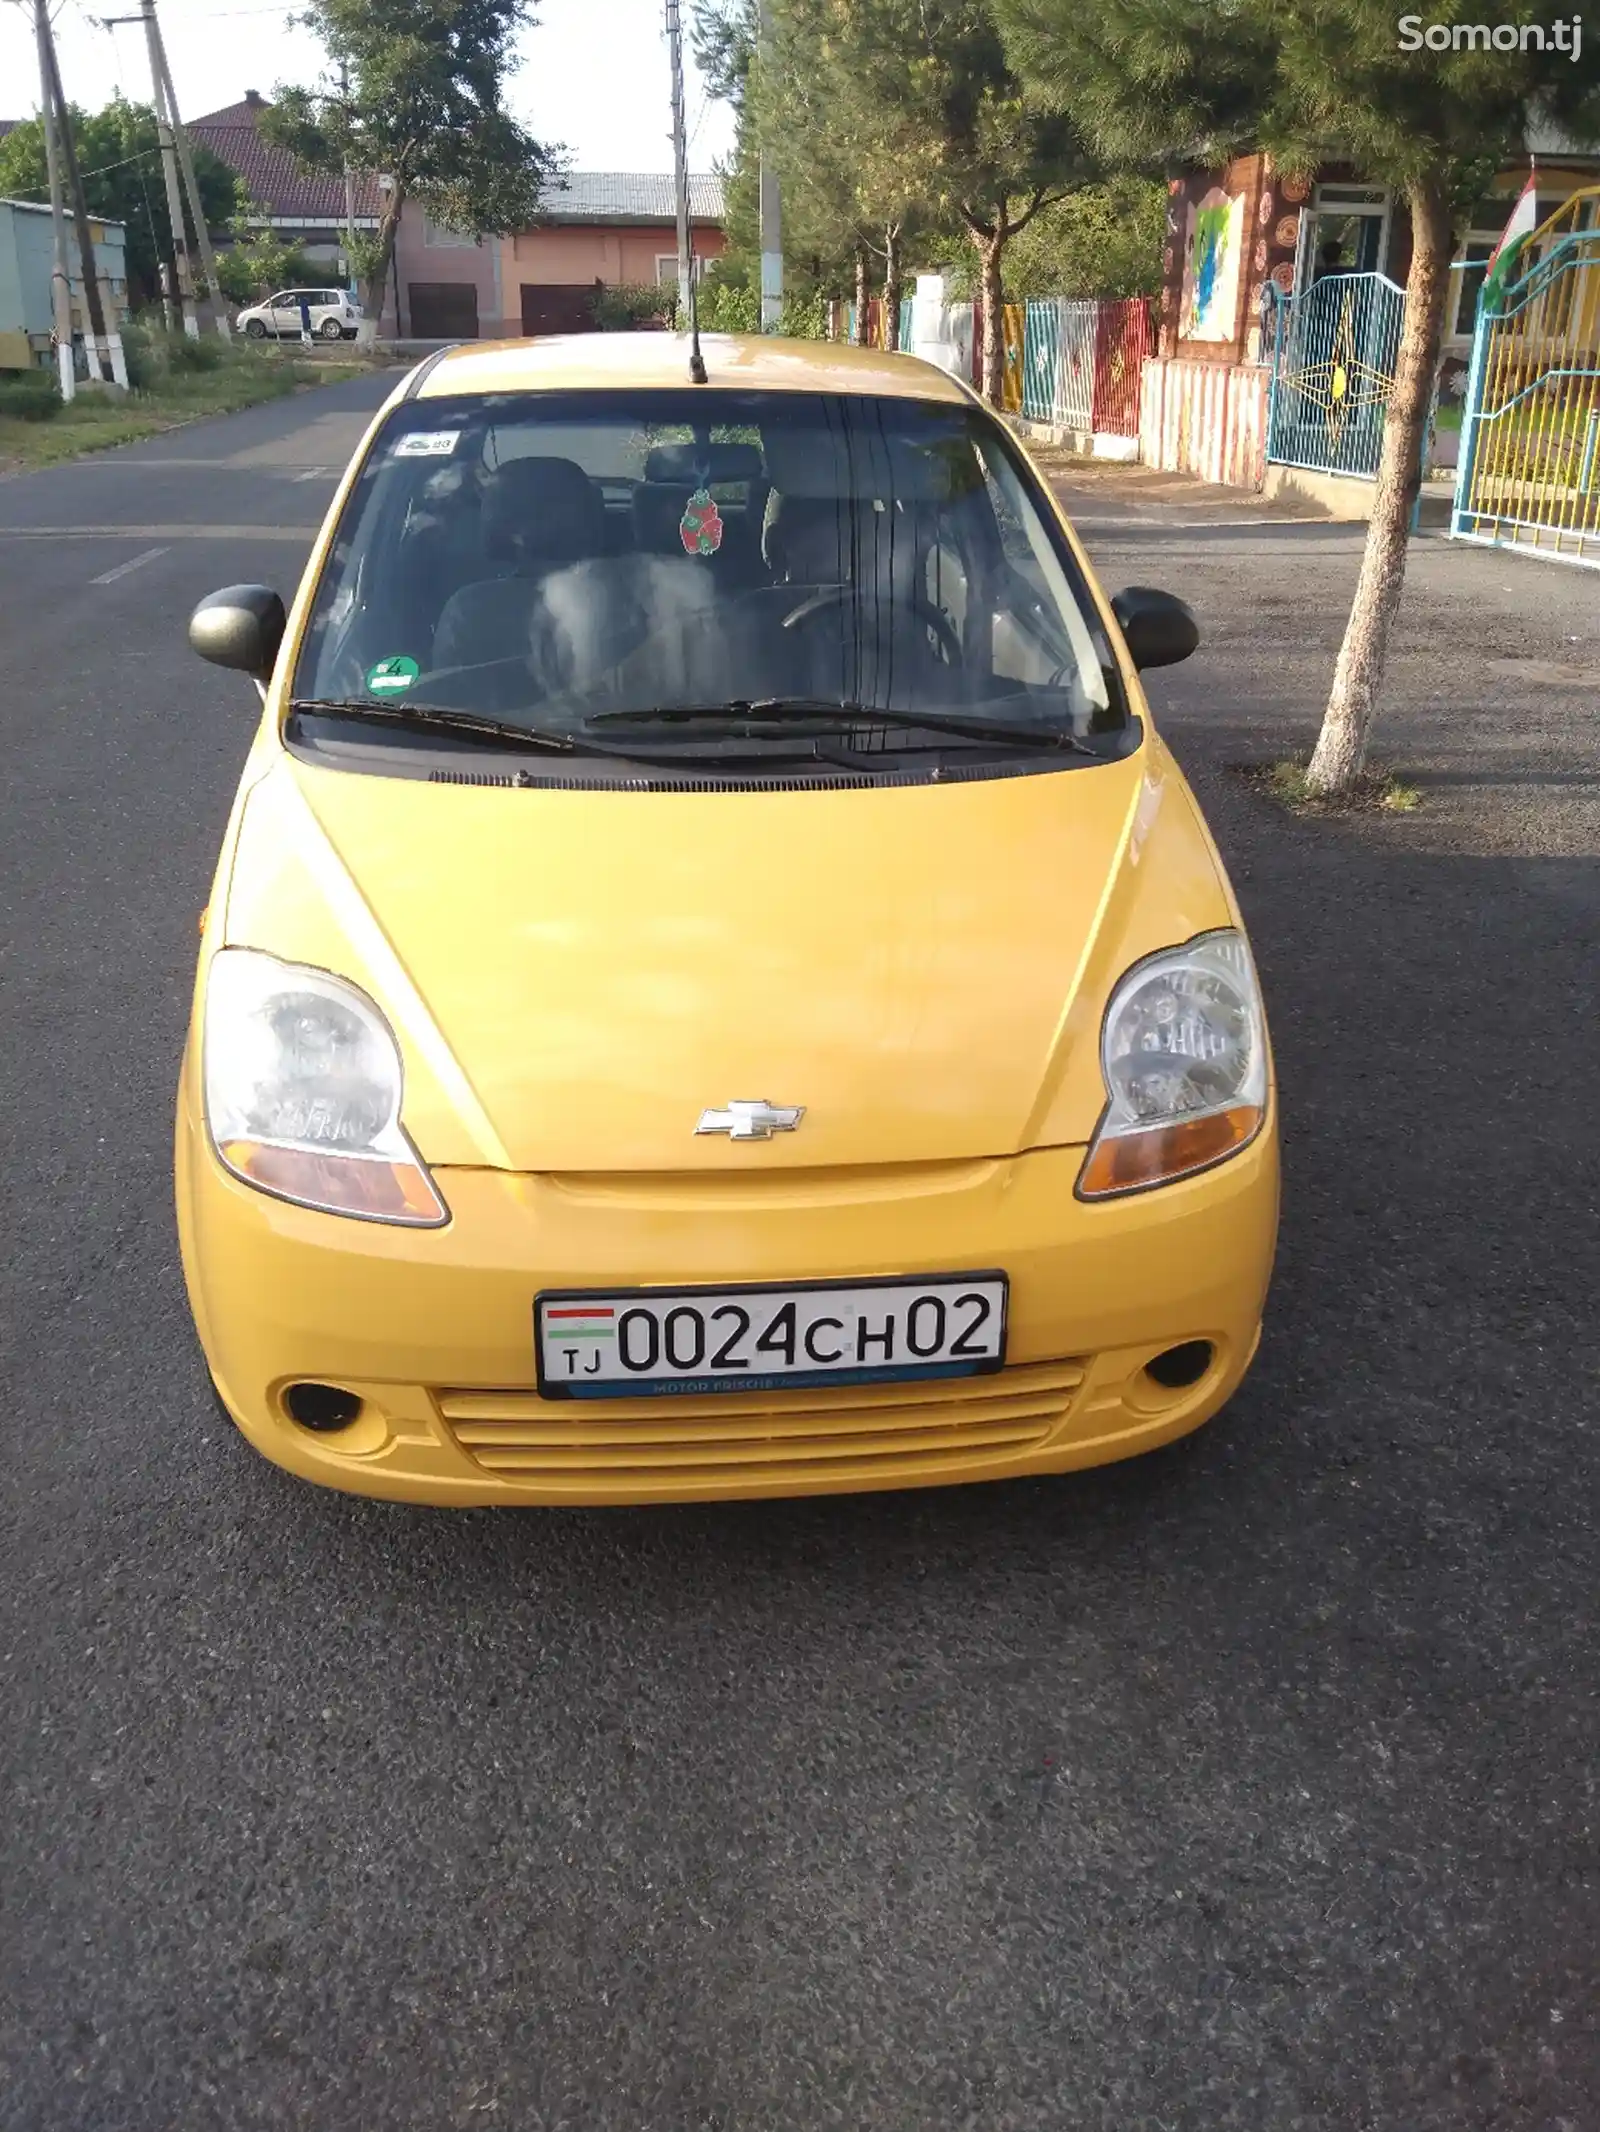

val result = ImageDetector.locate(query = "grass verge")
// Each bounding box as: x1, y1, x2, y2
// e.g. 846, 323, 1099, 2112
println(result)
0, 342, 385, 473
1240, 758, 1423, 817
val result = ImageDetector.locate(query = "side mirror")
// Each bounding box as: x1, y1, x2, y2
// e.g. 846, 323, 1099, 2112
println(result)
188, 584, 287, 683
1111, 585, 1200, 672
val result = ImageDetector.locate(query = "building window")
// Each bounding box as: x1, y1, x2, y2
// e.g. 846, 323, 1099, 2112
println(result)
1452, 239, 1496, 335
423, 217, 477, 248
1297, 184, 1391, 289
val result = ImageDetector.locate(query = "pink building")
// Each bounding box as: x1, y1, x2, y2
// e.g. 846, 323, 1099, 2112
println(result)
395, 172, 726, 340
188, 96, 726, 342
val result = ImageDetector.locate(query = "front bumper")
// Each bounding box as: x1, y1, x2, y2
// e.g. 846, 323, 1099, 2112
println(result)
176, 1076, 1278, 1505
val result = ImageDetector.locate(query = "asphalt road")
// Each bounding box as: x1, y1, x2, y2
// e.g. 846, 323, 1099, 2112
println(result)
3, 375, 1597, 2132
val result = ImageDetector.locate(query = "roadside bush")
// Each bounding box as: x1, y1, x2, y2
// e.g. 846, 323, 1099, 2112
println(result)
779, 291, 827, 340
696, 277, 761, 333
592, 281, 675, 331
121, 320, 155, 390
0, 371, 62, 421
163, 330, 225, 373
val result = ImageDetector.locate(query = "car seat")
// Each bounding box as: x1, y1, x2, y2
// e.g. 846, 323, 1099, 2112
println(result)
430, 458, 608, 705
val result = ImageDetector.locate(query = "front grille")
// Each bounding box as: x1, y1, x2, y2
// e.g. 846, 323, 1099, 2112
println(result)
436, 1358, 1087, 1487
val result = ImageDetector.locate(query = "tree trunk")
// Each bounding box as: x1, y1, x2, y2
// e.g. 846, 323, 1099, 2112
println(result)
883, 223, 902, 351
977, 231, 1006, 406
1305, 177, 1456, 796
852, 244, 868, 344
366, 191, 405, 326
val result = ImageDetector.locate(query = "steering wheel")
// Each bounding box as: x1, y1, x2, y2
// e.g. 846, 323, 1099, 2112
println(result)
781, 583, 963, 666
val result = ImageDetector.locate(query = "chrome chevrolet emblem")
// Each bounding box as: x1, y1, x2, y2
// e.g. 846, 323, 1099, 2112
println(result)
695, 1099, 805, 1141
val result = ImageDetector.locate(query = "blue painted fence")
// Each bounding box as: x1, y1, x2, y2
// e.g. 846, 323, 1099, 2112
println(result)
1265, 272, 1406, 480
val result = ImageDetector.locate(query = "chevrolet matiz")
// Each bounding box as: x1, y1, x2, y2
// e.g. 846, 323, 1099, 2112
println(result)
177, 332, 1278, 1505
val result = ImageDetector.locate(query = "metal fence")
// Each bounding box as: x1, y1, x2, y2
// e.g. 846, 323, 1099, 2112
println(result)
832, 291, 1152, 438
1453, 187, 1600, 569
1265, 272, 1406, 479
839, 298, 916, 350
1018, 298, 1151, 435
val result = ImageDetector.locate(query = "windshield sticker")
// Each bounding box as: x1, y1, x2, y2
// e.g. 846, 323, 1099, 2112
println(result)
393, 430, 460, 458
366, 654, 420, 696
679, 487, 725, 557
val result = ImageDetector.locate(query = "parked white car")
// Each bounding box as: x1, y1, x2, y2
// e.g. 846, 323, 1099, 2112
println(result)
236, 288, 362, 342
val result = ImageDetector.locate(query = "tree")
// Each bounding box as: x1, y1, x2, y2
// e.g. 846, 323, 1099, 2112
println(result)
751, 0, 1099, 391
1001, 0, 1600, 795
692, 0, 759, 107
937, 177, 1165, 299
696, 0, 870, 323
753, 0, 942, 348
0, 99, 237, 309
213, 198, 314, 305
262, 0, 562, 319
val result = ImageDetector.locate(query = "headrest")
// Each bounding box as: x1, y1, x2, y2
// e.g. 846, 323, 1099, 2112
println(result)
482, 456, 606, 562
762, 492, 918, 592
759, 422, 983, 504
643, 441, 764, 486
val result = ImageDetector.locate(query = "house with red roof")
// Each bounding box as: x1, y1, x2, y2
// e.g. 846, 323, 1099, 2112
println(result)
187, 91, 384, 292
187, 91, 726, 341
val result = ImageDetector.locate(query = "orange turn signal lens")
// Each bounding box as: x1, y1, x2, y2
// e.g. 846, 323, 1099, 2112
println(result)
219, 1141, 449, 1225
1077, 1105, 1262, 1200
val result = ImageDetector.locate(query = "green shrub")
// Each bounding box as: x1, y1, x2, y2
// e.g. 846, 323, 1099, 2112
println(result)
695, 278, 761, 334
592, 281, 676, 331
163, 330, 225, 373
121, 321, 156, 390
0, 370, 62, 421
779, 291, 827, 340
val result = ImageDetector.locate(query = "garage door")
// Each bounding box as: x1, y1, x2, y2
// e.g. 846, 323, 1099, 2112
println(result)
521, 284, 598, 336
408, 283, 479, 339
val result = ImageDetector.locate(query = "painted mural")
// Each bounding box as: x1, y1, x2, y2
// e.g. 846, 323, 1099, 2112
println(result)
1181, 186, 1245, 342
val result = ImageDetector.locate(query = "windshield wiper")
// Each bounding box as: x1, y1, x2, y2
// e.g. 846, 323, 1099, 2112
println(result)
586, 697, 1099, 755
287, 697, 876, 774
290, 697, 670, 761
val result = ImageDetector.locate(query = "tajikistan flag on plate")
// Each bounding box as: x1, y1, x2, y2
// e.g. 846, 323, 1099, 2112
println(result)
1482, 175, 1540, 312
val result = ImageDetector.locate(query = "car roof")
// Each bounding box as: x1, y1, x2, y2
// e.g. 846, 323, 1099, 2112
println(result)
411, 332, 974, 406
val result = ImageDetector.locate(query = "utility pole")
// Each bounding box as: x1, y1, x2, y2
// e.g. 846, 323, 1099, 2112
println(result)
32, 0, 77, 399
664, 0, 692, 328
139, 0, 197, 334
38, 9, 123, 383
98, 2, 228, 334
149, 31, 231, 337
339, 59, 357, 297
757, 0, 782, 330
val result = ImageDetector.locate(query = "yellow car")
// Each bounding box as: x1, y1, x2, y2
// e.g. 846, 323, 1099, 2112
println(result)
177, 333, 1277, 1505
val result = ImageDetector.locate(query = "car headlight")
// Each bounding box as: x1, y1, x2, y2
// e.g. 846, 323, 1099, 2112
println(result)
202, 948, 448, 1225
1078, 929, 1267, 1199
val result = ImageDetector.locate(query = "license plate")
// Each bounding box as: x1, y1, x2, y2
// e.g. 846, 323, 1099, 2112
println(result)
535, 1273, 1008, 1400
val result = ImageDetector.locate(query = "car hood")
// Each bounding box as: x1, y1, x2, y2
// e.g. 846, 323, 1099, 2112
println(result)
221, 746, 1238, 1172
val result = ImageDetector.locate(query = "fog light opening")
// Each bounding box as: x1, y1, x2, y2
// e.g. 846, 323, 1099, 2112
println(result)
1144, 1341, 1215, 1391
284, 1381, 364, 1433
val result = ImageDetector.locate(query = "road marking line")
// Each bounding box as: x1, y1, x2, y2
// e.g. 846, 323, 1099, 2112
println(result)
291, 466, 333, 481
0, 523, 313, 542
89, 545, 170, 583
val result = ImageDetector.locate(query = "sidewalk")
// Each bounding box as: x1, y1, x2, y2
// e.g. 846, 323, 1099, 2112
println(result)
1032, 446, 1460, 529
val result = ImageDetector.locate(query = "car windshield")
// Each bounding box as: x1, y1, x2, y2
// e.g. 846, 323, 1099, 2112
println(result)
293, 386, 1128, 745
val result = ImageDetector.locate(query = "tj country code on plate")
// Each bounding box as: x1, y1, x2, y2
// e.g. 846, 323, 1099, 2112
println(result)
534, 1274, 1008, 1400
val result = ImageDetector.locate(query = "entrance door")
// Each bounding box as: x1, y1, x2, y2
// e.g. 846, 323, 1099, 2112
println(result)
520, 284, 598, 336
1298, 185, 1391, 288
408, 282, 480, 339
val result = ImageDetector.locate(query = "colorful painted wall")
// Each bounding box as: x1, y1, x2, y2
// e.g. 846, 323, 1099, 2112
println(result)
1156, 156, 1306, 364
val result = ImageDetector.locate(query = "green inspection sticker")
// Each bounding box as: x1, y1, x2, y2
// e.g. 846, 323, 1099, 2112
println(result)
366, 655, 420, 697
